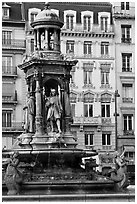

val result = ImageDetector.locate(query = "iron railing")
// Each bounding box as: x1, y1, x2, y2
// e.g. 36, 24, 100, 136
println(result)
2, 122, 23, 131
2, 39, 26, 48
2, 66, 17, 75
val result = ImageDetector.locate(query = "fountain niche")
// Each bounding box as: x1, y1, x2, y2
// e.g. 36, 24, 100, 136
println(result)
2, 3, 130, 198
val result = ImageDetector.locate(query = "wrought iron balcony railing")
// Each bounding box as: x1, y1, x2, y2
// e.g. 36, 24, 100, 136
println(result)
73, 116, 101, 124
123, 130, 134, 135
2, 39, 26, 48
101, 118, 111, 124
121, 38, 131, 43
122, 67, 132, 72
122, 97, 133, 103
2, 122, 23, 131
2, 66, 17, 76
2, 91, 17, 103
62, 23, 114, 33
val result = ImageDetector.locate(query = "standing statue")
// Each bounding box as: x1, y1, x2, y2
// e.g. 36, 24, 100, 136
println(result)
27, 93, 35, 133
22, 105, 28, 133
45, 88, 63, 133
4, 151, 22, 195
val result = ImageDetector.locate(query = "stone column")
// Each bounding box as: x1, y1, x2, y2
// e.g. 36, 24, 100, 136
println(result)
63, 74, 77, 148
44, 29, 48, 50
37, 29, 40, 50
60, 85, 65, 133
34, 70, 44, 136
54, 29, 58, 51
34, 30, 37, 50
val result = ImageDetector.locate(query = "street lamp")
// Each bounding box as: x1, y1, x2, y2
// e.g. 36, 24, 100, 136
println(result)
114, 90, 120, 151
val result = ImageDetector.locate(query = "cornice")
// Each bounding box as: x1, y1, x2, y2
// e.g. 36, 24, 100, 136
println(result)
61, 31, 114, 38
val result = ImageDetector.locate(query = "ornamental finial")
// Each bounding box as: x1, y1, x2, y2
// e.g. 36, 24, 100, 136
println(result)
45, 2, 50, 10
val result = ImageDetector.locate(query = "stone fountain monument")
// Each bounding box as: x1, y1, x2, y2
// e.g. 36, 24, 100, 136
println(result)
2, 3, 130, 198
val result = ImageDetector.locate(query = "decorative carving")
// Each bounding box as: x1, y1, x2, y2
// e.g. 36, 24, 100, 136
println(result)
4, 151, 23, 195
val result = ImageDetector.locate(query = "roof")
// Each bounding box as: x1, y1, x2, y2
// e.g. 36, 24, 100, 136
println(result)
22, 2, 113, 24
2, 2, 24, 22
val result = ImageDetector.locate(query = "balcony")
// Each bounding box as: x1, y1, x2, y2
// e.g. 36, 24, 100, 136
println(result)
121, 38, 131, 43
102, 118, 111, 124
2, 66, 17, 77
122, 67, 132, 72
2, 39, 26, 49
2, 122, 23, 132
2, 92, 17, 104
123, 130, 134, 136
122, 97, 133, 103
102, 145, 112, 150
73, 116, 101, 125
62, 23, 114, 34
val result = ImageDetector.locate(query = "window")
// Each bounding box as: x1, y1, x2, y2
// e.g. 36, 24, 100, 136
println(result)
125, 151, 135, 160
2, 31, 12, 45
121, 2, 125, 10
83, 16, 91, 31
126, 2, 129, 10
84, 70, 92, 85
121, 25, 131, 43
123, 115, 133, 131
66, 15, 74, 30
101, 42, 109, 55
84, 41, 92, 55
121, 2, 129, 10
3, 8, 9, 18
2, 111, 12, 127
122, 84, 133, 102
101, 17, 108, 31
101, 103, 110, 117
84, 103, 93, 117
122, 53, 132, 72
101, 72, 109, 85
102, 133, 111, 145
66, 41, 74, 53
71, 103, 75, 117
2, 56, 12, 74
85, 133, 94, 146
30, 12, 37, 23
83, 63, 93, 85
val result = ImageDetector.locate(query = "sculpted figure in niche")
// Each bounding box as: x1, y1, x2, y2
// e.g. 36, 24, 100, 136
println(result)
45, 88, 63, 133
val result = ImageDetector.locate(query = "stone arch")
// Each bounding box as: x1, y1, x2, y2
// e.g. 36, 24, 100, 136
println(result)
83, 90, 95, 103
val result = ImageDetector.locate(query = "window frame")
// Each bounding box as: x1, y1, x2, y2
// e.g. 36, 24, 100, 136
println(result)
123, 114, 133, 132
101, 42, 109, 55
101, 103, 110, 118
122, 53, 132, 72
85, 132, 94, 146
102, 133, 111, 146
2, 110, 12, 127
66, 40, 74, 53
2, 56, 13, 74
84, 103, 93, 117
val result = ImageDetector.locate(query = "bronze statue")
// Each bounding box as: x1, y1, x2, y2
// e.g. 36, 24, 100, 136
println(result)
45, 89, 63, 133
4, 151, 22, 195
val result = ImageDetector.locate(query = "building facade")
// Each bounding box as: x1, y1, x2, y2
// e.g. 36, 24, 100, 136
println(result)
112, 2, 135, 164
2, 2, 135, 169
2, 2, 26, 149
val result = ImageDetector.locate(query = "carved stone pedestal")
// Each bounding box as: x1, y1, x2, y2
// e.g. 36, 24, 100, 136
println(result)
30, 133, 49, 149
12, 133, 34, 150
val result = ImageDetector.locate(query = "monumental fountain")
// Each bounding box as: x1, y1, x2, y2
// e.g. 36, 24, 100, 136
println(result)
2, 3, 132, 201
